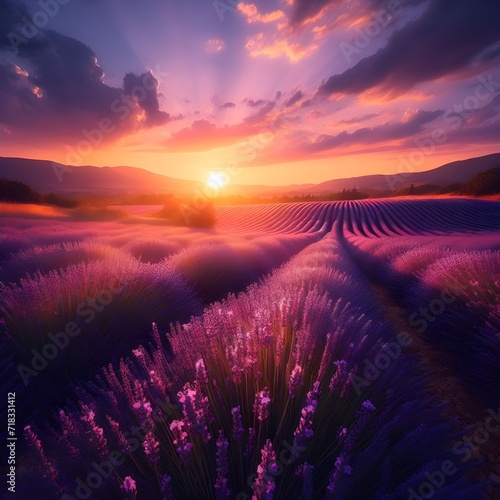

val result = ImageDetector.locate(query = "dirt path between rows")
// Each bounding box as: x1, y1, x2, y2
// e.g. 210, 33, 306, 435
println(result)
368, 282, 500, 499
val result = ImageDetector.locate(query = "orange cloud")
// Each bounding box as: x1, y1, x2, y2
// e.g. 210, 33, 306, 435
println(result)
237, 3, 285, 23
245, 32, 317, 62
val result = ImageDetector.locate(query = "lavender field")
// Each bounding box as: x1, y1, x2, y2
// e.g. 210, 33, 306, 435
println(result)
1, 198, 500, 500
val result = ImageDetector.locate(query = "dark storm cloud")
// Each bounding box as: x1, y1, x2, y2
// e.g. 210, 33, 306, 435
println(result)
0, 62, 43, 127
0, 0, 29, 48
0, 0, 171, 143
123, 72, 170, 126
284, 90, 304, 107
289, 0, 341, 27
476, 42, 500, 64
288, 0, 425, 28
317, 0, 500, 98
303, 109, 443, 152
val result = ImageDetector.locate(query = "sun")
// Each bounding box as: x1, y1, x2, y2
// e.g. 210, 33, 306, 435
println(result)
207, 172, 227, 189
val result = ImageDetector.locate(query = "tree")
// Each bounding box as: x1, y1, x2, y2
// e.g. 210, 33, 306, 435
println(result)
462, 167, 500, 196
0, 178, 43, 204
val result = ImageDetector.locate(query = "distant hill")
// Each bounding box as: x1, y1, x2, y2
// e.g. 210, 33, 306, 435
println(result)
0, 157, 312, 197
0, 158, 203, 196
0, 153, 499, 198
289, 153, 500, 195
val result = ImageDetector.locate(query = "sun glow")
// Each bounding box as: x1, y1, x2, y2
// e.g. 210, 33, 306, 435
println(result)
207, 172, 227, 189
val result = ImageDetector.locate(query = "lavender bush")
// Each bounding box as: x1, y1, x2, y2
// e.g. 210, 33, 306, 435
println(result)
18, 234, 479, 499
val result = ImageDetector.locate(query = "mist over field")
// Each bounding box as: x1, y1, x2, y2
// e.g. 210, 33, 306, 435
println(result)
0, 197, 499, 499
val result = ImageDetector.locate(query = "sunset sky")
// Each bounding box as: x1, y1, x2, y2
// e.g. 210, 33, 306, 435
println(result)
1, 0, 500, 185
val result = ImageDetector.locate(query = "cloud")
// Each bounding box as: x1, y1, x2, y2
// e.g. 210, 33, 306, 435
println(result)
245, 32, 318, 62
443, 93, 500, 131
302, 109, 443, 153
205, 38, 225, 53
289, 0, 427, 30
244, 101, 276, 125
0, 0, 172, 146
476, 42, 500, 64
164, 119, 262, 152
284, 90, 304, 107
317, 0, 500, 99
164, 99, 279, 154
243, 98, 266, 108
337, 113, 379, 125
289, 0, 341, 27
123, 72, 170, 126
212, 95, 236, 110
237, 3, 285, 24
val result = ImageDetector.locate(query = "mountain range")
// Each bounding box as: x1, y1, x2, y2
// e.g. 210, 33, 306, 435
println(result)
0, 153, 499, 197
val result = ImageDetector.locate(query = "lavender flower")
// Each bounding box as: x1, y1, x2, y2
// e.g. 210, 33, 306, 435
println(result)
161, 474, 173, 500
170, 420, 192, 463
195, 358, 208, 384
337, 427, 348, 444
306, 380, 320, 408
244, 427, 257, 459
143, 432, 160, 466
294, 462, 314, 500
107, 416, 132, 455
326, 456, 349, 497
24, 426, 58, 482
178, 382, 211, 442
340, 400, 377, 463
289, 364, 304, 398
132, 398, 154, 432
293, 381, 321, 451
214, 430, 230, 499
329, 360, 348, 393
120, 476, 137, 499
253, 387, 271, 422
231, 406, 245, 441
79, 406, 108, 460
252, 439, 278, 500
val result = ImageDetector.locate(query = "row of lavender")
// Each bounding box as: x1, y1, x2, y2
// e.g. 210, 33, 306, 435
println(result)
0, 221, 321, 412
401, 248, 500, 407
343, 224, 500, 409
20, 229, 479, 499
